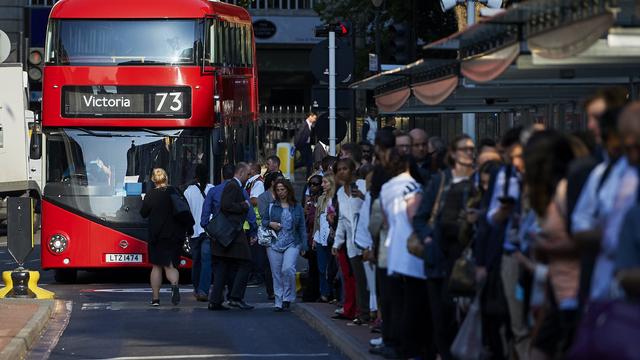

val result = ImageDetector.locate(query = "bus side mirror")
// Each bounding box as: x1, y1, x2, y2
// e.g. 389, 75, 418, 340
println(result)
30, 122, 42, 160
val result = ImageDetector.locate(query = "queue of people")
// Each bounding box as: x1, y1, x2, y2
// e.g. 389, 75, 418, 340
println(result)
139, 87, 640, 359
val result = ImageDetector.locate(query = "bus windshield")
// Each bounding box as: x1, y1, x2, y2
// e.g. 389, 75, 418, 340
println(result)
47, 19, 199, 66
44, 128, 210, 227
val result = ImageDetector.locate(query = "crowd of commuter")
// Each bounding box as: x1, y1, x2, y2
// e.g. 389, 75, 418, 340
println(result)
140, 87, 640, 359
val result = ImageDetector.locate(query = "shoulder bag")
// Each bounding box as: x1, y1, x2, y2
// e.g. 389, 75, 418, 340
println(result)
205, 212, 237, 248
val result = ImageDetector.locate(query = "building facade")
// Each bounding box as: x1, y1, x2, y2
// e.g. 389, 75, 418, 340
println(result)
223, 0, 323, 108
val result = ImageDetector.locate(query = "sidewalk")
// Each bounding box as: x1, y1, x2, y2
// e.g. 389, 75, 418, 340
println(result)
293, 302, 376, 360
0, 298, 55, 360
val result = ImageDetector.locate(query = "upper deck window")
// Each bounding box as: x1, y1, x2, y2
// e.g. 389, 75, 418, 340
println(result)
46, 19, 198, 66
207, 19, 253, 67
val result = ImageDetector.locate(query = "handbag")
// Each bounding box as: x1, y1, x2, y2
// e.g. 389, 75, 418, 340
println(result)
205, 211, 237, 248
448, 246, 476, 296
408, 172, 446, 257
450, 295, 486, 360
568, 299, 640, 359
258, 203, 277, 246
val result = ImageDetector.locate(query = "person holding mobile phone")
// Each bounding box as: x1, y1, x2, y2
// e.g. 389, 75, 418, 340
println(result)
332, 158, 369, 324
312, 174, 337, 303
265, 179, 308, 312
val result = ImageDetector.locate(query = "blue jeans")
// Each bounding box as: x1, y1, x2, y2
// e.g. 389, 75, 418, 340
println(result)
316, 244, 331, 297
267, 245, 299, 308
190, 234, 211, 296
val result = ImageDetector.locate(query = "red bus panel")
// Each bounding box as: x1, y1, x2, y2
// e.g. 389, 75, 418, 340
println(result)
41, 200, 192, 270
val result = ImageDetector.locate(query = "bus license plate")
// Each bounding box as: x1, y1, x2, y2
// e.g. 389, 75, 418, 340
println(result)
105, 253, 142, 263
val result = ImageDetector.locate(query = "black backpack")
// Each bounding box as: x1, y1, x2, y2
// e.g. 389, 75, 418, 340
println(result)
169, 187, 195, 230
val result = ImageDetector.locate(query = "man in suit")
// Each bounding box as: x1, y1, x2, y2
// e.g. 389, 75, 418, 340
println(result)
208, 162, 256, 311
294, 112, 318, 178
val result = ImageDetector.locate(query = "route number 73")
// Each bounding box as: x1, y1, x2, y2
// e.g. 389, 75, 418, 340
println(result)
155, 92, 183, 112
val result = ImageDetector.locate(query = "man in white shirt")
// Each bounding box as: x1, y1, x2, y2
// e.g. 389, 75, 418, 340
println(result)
183, 164, 214, 301
246, 162, 265, 206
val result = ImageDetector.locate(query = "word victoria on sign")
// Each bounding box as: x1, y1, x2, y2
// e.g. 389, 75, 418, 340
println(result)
82, 95, 131, 108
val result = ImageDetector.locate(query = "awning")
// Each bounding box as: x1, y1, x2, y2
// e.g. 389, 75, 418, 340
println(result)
461, 43, 519, 83
411, 75, 459, 106
374, 87, 411, 113
528, 12, 615, 59
349, 0, 637, 114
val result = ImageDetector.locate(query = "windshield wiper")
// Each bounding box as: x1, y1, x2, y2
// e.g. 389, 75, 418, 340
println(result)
117, 60, 169, 65
140, 128, 180, 138
76, 128, 113, 138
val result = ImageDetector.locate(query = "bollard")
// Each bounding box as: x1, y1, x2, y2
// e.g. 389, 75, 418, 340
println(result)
0, 197, 55, 299
9, 269, 34, 298
0, 270, 54, 299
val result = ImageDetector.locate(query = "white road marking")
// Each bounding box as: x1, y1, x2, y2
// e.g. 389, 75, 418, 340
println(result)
81, 288, 193, 294
80, 302, 277, 311
98, 354, 330, 360
81, 303, 112, 311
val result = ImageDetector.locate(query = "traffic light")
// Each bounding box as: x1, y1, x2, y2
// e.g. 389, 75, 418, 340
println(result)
27, 48, 44, 90
389, 22, 410, 65
315, 22, 349, 38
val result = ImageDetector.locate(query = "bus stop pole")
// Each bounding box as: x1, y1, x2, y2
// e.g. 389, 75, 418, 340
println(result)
329, 30, 336, 156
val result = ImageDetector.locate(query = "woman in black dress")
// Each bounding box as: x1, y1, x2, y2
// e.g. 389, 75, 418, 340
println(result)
140, 168, 184, 306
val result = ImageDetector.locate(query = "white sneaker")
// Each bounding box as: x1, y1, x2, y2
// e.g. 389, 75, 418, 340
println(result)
369, 337, 383, 347
334, 307, 344, 315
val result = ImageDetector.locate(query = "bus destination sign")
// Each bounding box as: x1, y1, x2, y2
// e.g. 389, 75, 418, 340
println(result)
63, 86, 191, 118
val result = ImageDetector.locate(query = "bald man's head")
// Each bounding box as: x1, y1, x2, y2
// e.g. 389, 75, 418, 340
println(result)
409, 128, 428, 161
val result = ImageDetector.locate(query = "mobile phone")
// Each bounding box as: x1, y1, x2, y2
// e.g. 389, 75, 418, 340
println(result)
498, 196, 516, 205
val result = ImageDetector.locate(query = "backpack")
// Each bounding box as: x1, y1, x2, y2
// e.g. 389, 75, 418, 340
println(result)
169, 188, 195, 231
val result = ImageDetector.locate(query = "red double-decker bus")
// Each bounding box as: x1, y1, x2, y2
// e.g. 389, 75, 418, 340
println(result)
40, 0, 258, 282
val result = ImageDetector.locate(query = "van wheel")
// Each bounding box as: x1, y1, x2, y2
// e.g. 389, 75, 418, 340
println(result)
54, 269, 78, 284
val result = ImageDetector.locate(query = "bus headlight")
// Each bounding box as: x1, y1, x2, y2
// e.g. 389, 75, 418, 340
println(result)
48, 234, 68, 254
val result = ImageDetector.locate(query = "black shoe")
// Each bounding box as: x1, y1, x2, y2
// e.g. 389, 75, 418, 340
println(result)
274, 306, 284, 312
229, 300, 254, 310
267, 294, 275, 301
171, 285, 180, 305
208, 303, 230, 311
150, 299, 160, 307
282, 301, 290, 310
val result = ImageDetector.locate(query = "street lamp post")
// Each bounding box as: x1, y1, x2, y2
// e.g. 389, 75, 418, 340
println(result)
329, 30, 336, 156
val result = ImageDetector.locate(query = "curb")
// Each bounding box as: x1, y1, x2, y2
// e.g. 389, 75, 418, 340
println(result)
0, 299, 55, 360
293, 304, 371, 360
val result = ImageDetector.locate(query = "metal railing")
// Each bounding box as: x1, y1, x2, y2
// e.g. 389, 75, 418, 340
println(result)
257, 105, 311, 160
28, 0, 57, 6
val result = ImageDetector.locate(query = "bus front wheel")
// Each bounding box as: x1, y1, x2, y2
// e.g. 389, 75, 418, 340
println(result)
54, 269, 77, 284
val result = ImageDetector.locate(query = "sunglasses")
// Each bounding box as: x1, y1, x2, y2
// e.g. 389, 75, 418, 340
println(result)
309, 182, 322, 186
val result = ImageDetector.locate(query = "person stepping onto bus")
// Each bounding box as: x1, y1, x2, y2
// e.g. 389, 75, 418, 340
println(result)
140, 168, 190, 306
